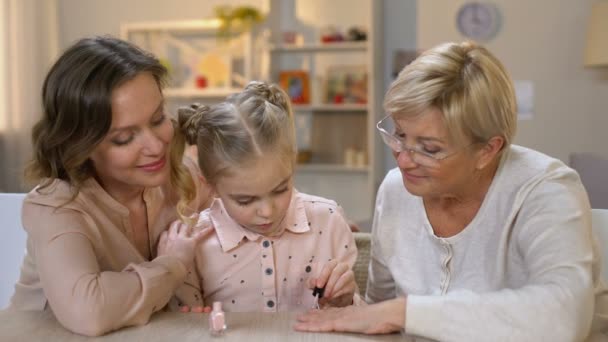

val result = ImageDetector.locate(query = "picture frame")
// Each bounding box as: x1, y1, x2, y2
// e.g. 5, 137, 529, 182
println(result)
279, 70, 310, 104
324, 65, 367, 104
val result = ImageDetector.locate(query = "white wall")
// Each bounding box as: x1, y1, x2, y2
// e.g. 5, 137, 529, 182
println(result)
58, 1, 607, 167
57, 0, 267, 49
381, 0, 417, 174
418, 0, 608, 162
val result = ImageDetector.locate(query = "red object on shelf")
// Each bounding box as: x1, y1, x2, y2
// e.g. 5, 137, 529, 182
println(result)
196, 75, 208, 88
333, 94, 344, 104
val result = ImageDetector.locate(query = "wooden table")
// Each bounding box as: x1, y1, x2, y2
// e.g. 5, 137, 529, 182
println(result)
0, 309, 411, 341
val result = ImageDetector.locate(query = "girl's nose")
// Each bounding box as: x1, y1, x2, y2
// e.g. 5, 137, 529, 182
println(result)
256, 200, 273, 218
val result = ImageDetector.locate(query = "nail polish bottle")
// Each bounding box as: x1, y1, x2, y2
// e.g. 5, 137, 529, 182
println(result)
209, 301, 226, 336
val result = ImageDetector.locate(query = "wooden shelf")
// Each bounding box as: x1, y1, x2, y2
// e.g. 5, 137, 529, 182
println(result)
292, 104, 368, 112
269, 41, 367, 53
296, 164, 369, 173
164, 87, 241, 99
121, 19, 222, 34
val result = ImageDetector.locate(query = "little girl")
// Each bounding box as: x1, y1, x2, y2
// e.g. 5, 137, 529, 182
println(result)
170, 81, 358, 312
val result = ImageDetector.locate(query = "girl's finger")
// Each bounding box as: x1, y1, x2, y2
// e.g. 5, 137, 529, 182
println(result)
328, 272, 356, 299
179, 305, 191, 313
169, 220, 180, 239
307, 277, 317, 289
315, 259, 338, 289
324, 262, 349, 298
176, 222, 186, 236
182, 222, 193, 237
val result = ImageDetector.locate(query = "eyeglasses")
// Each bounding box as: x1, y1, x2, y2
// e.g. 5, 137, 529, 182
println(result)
376, 114, 475, 168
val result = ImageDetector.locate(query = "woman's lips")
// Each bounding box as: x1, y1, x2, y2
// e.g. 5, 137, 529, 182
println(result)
137, 157, 166, 172
402, 170, 426, 183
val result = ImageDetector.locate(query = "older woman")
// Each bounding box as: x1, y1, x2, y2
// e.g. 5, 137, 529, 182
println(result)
8, 36, 212, 336
295, 41, 608, 341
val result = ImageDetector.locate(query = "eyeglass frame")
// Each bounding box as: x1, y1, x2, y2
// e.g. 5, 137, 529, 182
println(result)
376, 114, 481, 166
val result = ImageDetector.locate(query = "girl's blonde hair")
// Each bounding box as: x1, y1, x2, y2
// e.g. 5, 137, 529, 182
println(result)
176, 81, 296, 185
384, 41, 517, 150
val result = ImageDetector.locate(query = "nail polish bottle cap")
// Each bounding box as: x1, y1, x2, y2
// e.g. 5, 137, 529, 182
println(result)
213, 301, 222, 312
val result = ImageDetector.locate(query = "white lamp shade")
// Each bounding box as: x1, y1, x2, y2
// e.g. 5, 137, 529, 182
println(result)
585, 2, 608, 66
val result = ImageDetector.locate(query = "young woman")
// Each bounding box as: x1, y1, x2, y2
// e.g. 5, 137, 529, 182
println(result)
9, 36, 212, 336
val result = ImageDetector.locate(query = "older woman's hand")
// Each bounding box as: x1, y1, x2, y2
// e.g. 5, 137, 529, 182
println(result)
308, 259, 356, 307
294, 297, 406, 334
157, 219, 212, 270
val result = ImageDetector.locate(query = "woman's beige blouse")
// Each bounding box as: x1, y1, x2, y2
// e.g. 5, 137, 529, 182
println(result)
9, 160, 210, 336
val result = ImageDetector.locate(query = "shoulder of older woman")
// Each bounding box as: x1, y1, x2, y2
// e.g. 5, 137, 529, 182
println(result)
403, 145, 598, 341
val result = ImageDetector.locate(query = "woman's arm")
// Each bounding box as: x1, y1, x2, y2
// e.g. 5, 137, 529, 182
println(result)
33, 211, 207, 336
37, 231, 186, 336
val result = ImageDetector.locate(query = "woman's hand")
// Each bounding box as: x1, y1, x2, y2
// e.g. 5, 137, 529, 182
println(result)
179, 305, 212, 313
157, 219, 212, 270
294, 297, 406, 334
309, 259, 356, 307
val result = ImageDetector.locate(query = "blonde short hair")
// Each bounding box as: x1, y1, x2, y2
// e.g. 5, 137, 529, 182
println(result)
384, 41, 517, 148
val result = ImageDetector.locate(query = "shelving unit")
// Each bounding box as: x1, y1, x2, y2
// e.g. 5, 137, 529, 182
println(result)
292, 104, 367, 112
163, 87, 241, 99
120, 20, 253, 108
265, 0, 384, 223
120, 1, 384, 225
269, 41, 367, 53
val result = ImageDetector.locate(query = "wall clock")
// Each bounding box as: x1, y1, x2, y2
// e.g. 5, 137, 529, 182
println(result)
456, 2, 502, 42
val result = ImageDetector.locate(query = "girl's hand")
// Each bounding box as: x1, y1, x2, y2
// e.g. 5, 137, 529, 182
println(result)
157, 219, 213, 270
308, 259, 356, 307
